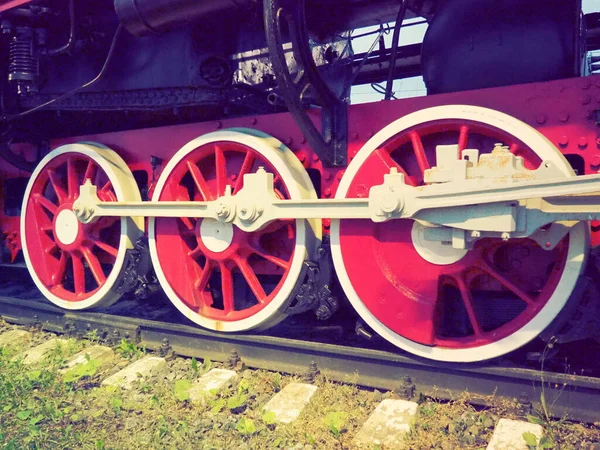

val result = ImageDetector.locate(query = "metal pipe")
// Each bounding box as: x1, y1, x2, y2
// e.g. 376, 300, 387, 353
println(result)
114, 0, 255, 37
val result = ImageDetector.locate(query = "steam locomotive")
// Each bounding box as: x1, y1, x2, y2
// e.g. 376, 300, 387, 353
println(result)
0, 0, 598, 363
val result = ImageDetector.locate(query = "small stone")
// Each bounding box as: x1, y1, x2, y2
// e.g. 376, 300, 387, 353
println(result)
21, 339, 68, 365
189, 369, 238, 404
372, 389, 383, 402
0, 329, 32, 350
60, 345, 115, 373
263, 383, 318, 424
486, 418, 543, 450
101, 356, 166, 389
353, 399, 419, 449
468, 424, 482, 437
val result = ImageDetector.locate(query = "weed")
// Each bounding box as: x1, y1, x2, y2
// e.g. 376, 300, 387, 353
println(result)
85, 329, 101, 344
174, 379, 192, 402
115, 338, 144, 359
523, 431, 554, 449
262, 410, 277, 425
63, 354, 100, 383
324, 411, 348, 438
236, 417, 256, 436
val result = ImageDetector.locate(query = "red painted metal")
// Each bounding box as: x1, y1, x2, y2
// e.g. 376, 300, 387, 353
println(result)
0, 0, 32, 13
336, 120, 569, 348
1, 75, 599, 267
153, 141, 296, 321
23, 153, 121, 301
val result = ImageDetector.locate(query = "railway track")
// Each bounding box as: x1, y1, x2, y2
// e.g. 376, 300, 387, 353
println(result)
1, 274, 599, 425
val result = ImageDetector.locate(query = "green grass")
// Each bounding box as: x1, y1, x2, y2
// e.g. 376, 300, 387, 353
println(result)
1, 329, 600, 449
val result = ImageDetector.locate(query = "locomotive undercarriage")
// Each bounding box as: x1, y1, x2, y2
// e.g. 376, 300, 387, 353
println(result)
2, 0, 600, 363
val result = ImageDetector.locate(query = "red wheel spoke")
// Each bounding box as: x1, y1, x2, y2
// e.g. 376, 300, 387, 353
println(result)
43, 241, 58, 254
188, 245, 205, 260
478, 260, 535, 305
235, 256, 266, 302
214, 144, 228, 196
455, 275, 484, 338
373, 148, 402, 171
48, 169, 67, 204
50, 252, 67, 286
93, 240, 119, 259
219, 263, 235, 313
98, 180, 115, 201
259, 218, 294, 236
372, 149, 417, 185
409, 131, 431, 174
67, 157, 80, 200
178, 216, 195, 233
458, 125, 469, 152
82, 247, 107, 286
186, 161, 214, 201
34, 193, 58, 215
194, 261, 213, 292
234, 151, 255, 194
83, 161, 98, 184
509, 143, 519, 154
251, 245, 290, 270
71, 253, 86, 294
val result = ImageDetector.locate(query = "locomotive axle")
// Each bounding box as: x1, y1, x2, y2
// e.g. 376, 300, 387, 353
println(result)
72, 142, 600, 250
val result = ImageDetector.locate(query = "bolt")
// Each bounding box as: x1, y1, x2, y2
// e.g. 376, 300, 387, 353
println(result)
582, 95, 592, 105
303, 361, 320, 383
337, 170, 345, 181
558, 136, 569, 147
579, 137, 589, 149
558, 112, 569, 122
250, 117, 257, 125
231, 174, 237, 181
398, 376, 416, 400
596, 138, 600, 149
581, 80, 592, 90
501, 232, 510, 241
216, 121, 222, 129
470, 230, 481, 238
225, 349, 241, 370
312, 153, 320, 162
324, 188, 332, 197
535, 115, 546, 124
517, 393, 532, 418
591, 155, 600, 168
286, 137, 293, 146
324, 172, 332, 181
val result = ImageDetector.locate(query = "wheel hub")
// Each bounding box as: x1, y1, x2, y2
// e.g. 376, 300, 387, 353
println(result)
411, 221, 468, 265
54, 208, 81, 246
198, 218, 234, 253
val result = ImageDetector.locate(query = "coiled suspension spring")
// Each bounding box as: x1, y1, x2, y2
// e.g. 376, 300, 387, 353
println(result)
8, 28, 38, 94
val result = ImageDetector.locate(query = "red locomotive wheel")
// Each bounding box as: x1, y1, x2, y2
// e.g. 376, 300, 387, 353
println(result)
149, 129, 319, 332
21, 143, 143, 310
332, 106, 587, 362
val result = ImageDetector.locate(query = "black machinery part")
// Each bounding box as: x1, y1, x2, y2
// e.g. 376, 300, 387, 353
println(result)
421, 0, 585, 95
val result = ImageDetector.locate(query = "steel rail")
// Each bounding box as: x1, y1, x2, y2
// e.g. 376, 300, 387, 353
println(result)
0, 295, 599, 423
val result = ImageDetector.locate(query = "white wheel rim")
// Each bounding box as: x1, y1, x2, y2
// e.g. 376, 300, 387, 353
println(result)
21, 143, 143, 310
331, 105, 588, 362
148, 128, 320, 332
